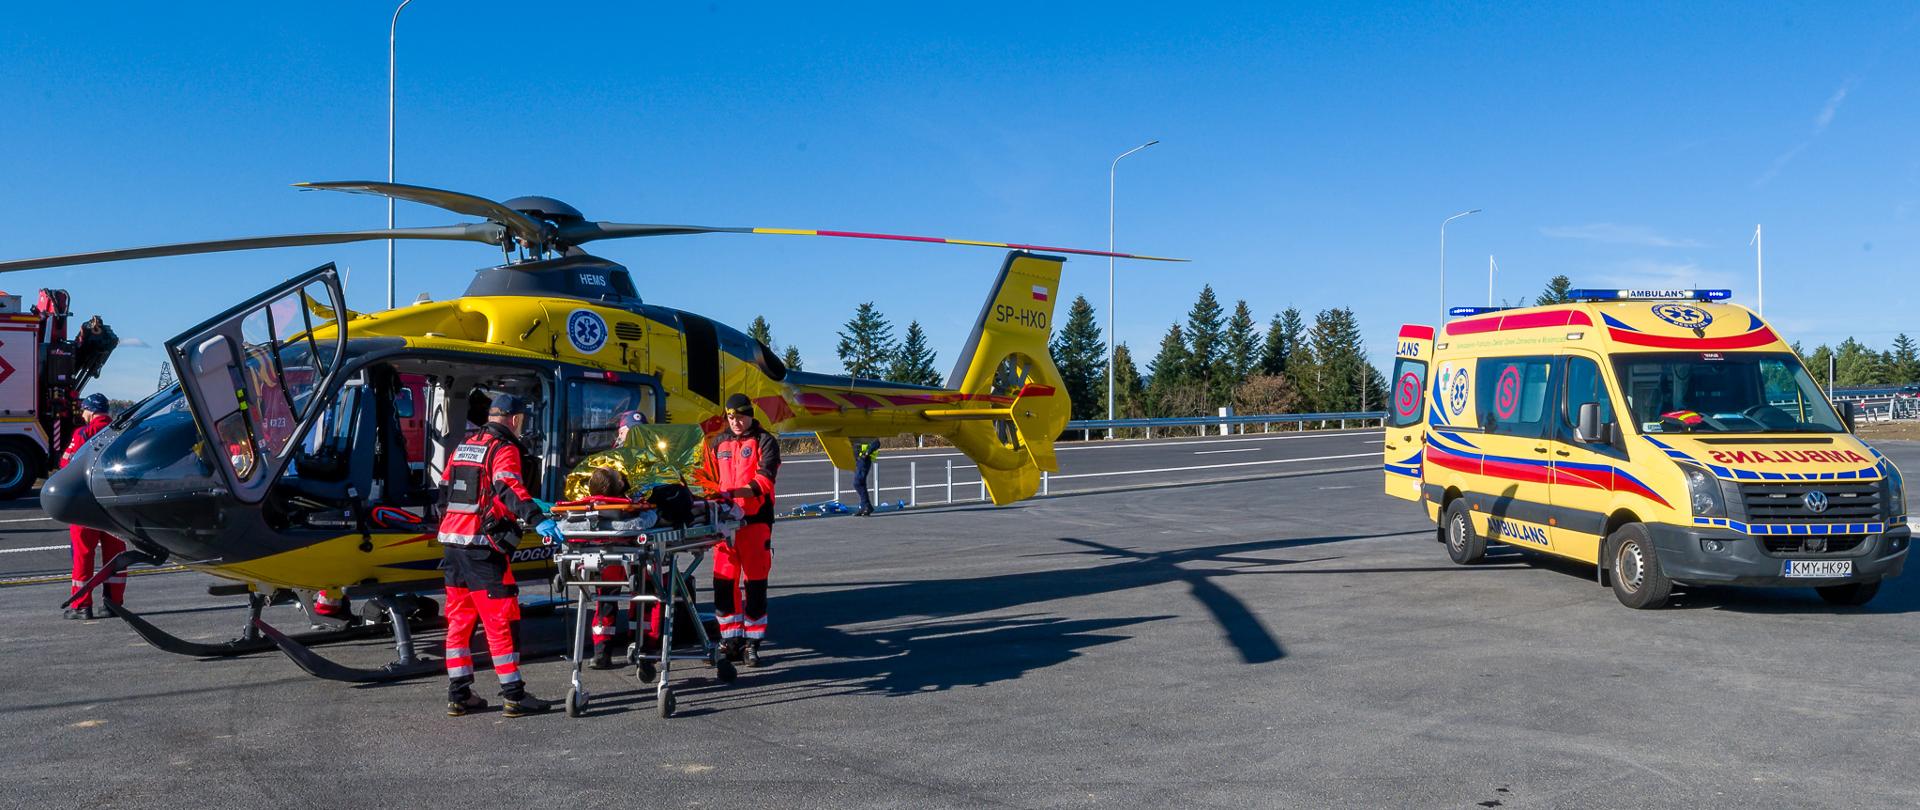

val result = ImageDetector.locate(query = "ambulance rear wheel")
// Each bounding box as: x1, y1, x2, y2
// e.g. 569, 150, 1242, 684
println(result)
1443, 500, 1485, 565
0, 438, 40, 501
1816, 581, 1880, 607
1608, 524, 1672, 609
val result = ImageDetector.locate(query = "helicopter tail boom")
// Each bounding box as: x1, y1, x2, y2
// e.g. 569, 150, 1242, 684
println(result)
939, 252, 1072, 505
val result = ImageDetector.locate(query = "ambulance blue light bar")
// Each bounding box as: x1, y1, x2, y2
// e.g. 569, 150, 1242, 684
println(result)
1566, 289, 1733, 302
1448, 306, 1514, 317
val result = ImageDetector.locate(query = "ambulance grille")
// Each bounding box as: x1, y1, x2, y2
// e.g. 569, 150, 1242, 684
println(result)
1736, 481, 1881, 523
614, 322, 645, 341
1760, 536, 1868, 556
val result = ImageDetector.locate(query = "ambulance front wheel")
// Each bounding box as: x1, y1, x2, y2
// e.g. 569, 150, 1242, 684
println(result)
1443, 500, 1485, 565
1608, 524, 1672, 609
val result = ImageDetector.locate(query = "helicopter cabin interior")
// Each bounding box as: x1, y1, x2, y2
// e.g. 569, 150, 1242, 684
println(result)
268, 355, 660, 534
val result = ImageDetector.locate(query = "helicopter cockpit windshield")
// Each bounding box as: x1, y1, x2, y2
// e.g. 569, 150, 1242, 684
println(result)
166, 264, 348, 504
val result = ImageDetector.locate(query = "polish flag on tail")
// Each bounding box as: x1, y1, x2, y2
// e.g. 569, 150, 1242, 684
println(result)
1031, 285, 1049, 301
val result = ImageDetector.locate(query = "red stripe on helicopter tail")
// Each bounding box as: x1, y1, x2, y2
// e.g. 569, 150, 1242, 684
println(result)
1018, 383, 1057, 397
795, 393, 840, 415
1606, 326, 1779, 350
754, 396, 794, 424
882, 394, 945, 406
1398, 325, 1434, 340
842, 393, 886, 410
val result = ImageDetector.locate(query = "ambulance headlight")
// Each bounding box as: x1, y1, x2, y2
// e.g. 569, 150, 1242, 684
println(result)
1679, 462, 1725, 517
1878, 459, 1906, 519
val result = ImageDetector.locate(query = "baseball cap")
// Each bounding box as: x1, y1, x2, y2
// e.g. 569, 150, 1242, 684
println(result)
489, 393, 531, 416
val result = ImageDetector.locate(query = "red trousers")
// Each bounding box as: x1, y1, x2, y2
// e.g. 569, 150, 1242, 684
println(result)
443, 553, 525, 699
713, 524, 772, 580
69, 526, 125, 609
714, 524, 771, 640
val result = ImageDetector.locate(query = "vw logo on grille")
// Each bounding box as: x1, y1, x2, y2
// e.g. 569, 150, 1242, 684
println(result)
1803, 490, 1830, 513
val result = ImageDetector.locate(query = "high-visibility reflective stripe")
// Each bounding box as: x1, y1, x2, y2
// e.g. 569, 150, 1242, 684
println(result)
498, 670, 523, 684
447, 665, 474, 678
445, 647, 471, 658
591, 625, 614, 635
493, 652, 519, 665
437, 532, 486, 546
493, 471, 520, 483
744, 628, 766, 639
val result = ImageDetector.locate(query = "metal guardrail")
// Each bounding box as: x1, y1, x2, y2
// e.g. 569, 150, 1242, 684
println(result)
780, 410, 1388, 441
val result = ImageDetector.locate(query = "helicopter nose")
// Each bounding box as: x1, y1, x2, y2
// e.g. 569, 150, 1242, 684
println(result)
41, 459, 117, 533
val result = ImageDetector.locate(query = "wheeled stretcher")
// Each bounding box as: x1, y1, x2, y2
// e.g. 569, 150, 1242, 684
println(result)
549, 498, 742, 718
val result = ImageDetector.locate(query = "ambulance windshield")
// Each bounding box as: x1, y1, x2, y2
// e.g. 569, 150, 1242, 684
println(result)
1613, 352, 1845, 434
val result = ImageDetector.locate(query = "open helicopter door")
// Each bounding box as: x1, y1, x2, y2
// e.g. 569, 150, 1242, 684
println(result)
165, 264, 350, 504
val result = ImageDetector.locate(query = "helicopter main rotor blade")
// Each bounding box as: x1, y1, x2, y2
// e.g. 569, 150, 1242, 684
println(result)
559, 221, 1188, 261
297, 181, 549, 248
0, 224, 504, 274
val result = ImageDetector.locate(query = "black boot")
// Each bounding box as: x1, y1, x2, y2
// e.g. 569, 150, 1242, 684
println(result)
503, 692, 553, 718
590, 645, 615, 670
721, 637, 745, 662
743, 639, 763, 668
446, 693, 488, 717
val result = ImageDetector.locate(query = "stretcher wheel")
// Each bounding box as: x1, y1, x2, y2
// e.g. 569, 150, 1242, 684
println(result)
637, 660, 658, 683
716, 658, 738, 683
657, 686, 675, 718
565, 687, 584, 718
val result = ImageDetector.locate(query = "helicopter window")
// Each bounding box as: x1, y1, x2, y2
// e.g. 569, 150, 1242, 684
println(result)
233, 281, 340, 460
564, 380, 649, 467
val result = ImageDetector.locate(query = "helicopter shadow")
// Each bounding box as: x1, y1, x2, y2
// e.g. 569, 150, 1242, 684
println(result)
666, 531, 1425, 712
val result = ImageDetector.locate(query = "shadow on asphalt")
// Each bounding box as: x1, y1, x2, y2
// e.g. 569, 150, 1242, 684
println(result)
1478, 539, 1920, 615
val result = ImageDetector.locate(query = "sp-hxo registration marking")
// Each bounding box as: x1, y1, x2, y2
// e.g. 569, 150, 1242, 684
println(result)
1781, 559, 1853, 578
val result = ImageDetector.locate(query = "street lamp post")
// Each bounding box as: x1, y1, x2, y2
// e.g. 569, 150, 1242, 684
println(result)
1439, 209, 1481, 324
387, 0, 415, 311
1108, 139, 1158, 438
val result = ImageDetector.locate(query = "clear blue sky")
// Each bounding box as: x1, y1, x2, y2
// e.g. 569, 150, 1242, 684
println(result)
4, 2, 1918, 401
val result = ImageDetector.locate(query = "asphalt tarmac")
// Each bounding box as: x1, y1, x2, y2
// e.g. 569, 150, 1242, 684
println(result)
3, 436, 1918, 808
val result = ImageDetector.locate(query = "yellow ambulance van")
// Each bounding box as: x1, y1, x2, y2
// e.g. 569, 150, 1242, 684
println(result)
1383, 289, 1909, 609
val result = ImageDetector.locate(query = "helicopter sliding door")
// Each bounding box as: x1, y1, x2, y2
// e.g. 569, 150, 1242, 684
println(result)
164, 264, 349, 504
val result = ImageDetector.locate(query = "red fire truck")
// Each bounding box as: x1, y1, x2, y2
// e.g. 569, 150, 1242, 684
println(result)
0, 289, 117, 499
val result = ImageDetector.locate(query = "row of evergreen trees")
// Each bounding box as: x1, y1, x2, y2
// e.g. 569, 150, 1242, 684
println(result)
748, 306, 944, 386
1051, 286, 1388, 420
749, 272, 1917, 417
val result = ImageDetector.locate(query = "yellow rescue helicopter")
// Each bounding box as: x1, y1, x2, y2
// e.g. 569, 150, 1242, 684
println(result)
8, 181, 1179, 680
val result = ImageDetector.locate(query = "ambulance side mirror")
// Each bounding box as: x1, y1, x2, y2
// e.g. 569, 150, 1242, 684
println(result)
1575, 402, 1613, 444
1838, 401, 1856, 433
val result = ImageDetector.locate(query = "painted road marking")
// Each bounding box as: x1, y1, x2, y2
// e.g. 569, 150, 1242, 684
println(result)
0, 544, 67, 554
1194, 448, 1261, 455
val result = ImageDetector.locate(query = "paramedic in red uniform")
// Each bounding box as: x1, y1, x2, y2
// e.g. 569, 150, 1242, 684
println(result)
437, 393, 564, 717
703, 393, 781, 667
63, 394, 124, 620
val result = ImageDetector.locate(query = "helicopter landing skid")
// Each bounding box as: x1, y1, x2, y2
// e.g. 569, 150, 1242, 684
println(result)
111, 601, 379, 659
252, 595, 565, 684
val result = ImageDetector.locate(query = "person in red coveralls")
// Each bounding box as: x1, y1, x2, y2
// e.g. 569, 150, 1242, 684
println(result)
702, 393, 780, 668
437, 393, 564, 718
63, 394, 124, 620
